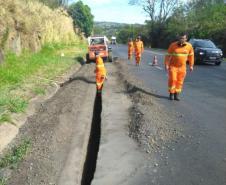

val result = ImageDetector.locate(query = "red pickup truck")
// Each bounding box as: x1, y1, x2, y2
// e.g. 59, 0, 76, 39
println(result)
86, 36, 112, 63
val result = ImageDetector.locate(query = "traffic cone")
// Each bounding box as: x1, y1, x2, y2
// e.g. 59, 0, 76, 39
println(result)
152, 55, 158, 66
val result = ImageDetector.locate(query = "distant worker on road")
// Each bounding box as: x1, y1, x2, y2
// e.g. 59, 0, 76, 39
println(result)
128, 38, 134, 61
165, 32, 194, 101
94, 51, 107, 94
134, 36, 144, 66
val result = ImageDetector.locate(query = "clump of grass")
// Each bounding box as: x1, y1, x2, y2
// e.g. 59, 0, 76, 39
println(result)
8, 98, 28, 113
0, 97, 28, 113
0, 178, 7, 185
0, 27, 9, 49
33, 87, 46, 95
9, 98, 28, 113
0, 113, 12, 124
0, 139, 31, 169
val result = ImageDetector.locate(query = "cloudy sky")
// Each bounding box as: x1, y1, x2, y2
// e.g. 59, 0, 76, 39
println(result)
71, 0, 147, 24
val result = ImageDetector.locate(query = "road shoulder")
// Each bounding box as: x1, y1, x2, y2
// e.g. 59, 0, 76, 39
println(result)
92, 63, 149, 184
0, 63, 82, 154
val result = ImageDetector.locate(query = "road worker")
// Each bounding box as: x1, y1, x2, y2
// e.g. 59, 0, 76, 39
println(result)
128, 38, 134, 61
164, 33, 194, 101
134, 35, 144, 66
94, 51, 107, 94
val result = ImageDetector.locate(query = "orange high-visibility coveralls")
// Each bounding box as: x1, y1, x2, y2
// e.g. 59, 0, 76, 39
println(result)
128, 41, 134, 60
95, 56, 107, 92
134, 40, 144, 65
165, 42, 194, 93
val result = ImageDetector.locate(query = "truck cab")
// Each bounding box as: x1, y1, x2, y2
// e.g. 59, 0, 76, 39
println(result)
86, 36, 112, 63
111, 36, 117, 45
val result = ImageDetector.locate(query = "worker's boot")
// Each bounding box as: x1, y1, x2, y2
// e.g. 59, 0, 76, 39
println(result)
174, 93, 180, 101
169, 93, 174, 100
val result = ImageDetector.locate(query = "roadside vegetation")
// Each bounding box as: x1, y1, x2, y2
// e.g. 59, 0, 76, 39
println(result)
0, 42, 87, 124
0, 139, 31, 169
0, 0, 89, 124
26, 0, 69, 8
68, 0, 94, 37
0, 139, 30, 185
0, 0, 78, 59
107, 0, 226, 56
0, 0, 89, 183
0, 178, 6, 185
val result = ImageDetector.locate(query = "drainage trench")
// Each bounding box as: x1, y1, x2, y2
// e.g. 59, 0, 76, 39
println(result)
81, 93, 102, 185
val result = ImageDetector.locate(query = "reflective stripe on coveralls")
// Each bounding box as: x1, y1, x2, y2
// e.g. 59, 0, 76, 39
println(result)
165, 42, 194, 93
96, 64, 104, 67
95, 56, 107, 91
166, 53, 194, 57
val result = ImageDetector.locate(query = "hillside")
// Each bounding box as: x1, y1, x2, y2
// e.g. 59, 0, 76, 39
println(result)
0, 0, 79, 63
94, 21, 142, 38
0, 0, 87, 152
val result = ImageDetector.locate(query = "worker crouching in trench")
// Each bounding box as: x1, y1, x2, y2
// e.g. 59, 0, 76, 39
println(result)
94, 51, 107, 94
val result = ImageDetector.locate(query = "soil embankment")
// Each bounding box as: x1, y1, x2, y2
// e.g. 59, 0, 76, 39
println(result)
4, 64, 96, 185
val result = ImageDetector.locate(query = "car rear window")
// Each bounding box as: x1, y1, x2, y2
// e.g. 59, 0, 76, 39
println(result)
90, 38, 105, 45
195, 40, 216, 48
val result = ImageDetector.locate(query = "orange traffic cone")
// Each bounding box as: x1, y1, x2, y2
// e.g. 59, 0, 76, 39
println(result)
152, 55, 158, 66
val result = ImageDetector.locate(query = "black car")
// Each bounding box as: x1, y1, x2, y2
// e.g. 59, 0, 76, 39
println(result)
189, 39, 223, 65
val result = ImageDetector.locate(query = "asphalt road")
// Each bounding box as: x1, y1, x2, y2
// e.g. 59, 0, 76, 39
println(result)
111, 44, 226, 185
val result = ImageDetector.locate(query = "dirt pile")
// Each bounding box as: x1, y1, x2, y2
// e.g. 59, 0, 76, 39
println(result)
116, 60, 183, 154
0, 0, 79, 57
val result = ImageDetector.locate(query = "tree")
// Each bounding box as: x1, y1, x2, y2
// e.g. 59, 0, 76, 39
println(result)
129, 0, 181, 48
129, 0, 180, 23
68, 1, 94, 37
93, 26, 104, 36
129, 0, 226, 55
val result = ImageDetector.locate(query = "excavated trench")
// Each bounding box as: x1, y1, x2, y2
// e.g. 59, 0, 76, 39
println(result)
81, 92, 102, 185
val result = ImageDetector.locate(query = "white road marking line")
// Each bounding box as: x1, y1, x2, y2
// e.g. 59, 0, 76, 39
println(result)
145, 50, 166, 56
155, 66, 163, 70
